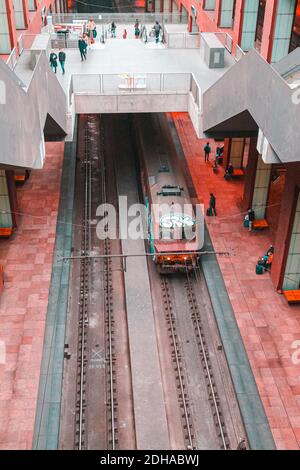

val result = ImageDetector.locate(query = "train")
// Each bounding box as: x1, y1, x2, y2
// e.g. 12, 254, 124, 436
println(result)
132, 113, 201, 273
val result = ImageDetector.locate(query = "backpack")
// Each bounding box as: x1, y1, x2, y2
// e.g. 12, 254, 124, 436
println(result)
256, 264, 264, 275
59, 51, 66, 62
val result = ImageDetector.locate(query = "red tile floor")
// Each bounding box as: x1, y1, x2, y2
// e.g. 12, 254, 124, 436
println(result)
0, 142, 64, 449
1, 120, 300, 450
172, 112, 300, 450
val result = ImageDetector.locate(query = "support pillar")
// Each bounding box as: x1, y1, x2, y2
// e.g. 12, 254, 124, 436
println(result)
242, 136, 258, 211
271, 163, 300, 290
227, 137, 245, 169
222, 138, 231, 168
0, 170, 18, 236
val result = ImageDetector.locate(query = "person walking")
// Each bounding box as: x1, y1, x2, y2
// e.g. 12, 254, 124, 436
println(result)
209, 193, 217, 216
49, 51, 58, 74
134, 19, 140, 30
111, 22, 116, 38
204, 142, 211, 162
134, 19, 140, 38
123, 29, 127, 39
58, 49, 66, 75
153, 21, 161, 44
78, 36, 87, 61
248, 207, 255, 232
86, 18, 96, 45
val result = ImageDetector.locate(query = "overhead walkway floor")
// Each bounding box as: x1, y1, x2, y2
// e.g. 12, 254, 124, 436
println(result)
43, 38, 235, 93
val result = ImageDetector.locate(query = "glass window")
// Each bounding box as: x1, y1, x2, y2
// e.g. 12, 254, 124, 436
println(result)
204, 0, 216, 9
255, 0, 266, 52
271, 0, 297, 63
219, 0, 236, 29
290, 0, 300, 51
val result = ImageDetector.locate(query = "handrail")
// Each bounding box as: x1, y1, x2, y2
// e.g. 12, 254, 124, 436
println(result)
69, 71, 202, 113
213, 32, 233, 53
51, 12, 187, 24
235, 44, 245, 62
6, 47, 18, 70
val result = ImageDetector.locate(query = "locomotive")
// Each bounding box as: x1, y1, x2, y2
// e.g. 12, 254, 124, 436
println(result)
132, 113, 200, 273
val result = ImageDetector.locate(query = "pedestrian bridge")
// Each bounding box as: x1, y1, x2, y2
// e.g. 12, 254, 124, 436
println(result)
1, 12, 299, 169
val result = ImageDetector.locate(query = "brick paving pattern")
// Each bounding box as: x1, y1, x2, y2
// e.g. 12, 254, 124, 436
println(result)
172, 112, 300, 450
0, 142, 64, 449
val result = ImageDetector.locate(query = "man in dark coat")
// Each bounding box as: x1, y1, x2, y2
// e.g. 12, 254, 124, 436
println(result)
78, 37, 87, 61
58, 49, 66, 75
204, 142, 211, 162
209, 193, 217, 216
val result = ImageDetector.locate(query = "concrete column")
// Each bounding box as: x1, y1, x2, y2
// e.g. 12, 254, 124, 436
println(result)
242, 136, 258, 211
222, 138, 231, 168
6, 170, 17, 228
251, 155, 272, 219
0, 170, 17, 233
271, 163, 300, 290
228, 137, 245, 169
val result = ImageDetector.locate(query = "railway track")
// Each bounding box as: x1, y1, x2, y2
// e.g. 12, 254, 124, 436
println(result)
74, 115, 118, 450
99, 120, 118, 449
184, 263, 230, 450
160, 276, 195, 450
75, 116, 92, 450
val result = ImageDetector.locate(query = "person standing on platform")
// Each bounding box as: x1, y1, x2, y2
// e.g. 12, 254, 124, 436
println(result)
153, 21, 162, 43
58, 49, 66, 75
78, 36, 87, 61
134, 19, 140, 38
134, 19, 140, 31
86, 18, 96, 45
204, 142, 211, 162
49, 51, 58, 74
248, 207, 255, 232
209, 193, 217, 216
111, 22, 117, 38
123, 29, 127, 39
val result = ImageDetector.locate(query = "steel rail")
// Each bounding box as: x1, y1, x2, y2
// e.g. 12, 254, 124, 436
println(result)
76, 117, 92, 450
99, 118, 117, 450
185, 263, 229, 450
161, 276, 195, 450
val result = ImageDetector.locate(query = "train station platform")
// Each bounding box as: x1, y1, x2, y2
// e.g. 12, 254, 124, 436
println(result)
171, 112, 300, 450
0, 142, 64, 449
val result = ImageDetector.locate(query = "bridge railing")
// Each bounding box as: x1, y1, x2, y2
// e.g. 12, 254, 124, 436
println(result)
51, 12, 187, 26
71, 72, 192, 94
235, 44, 246, 62
163, 31, 200, 49
70, 71, 202, 112
213, 32, 233, 54
6, 47, 18, 70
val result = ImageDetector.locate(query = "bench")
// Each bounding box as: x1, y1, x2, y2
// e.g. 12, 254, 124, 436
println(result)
283, 290, 300, 304
0, 228, 12, 238
252, 219, 269, 230
224, 168, 245, 180
232, 168, 245, 177
14, 174, 26, 183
